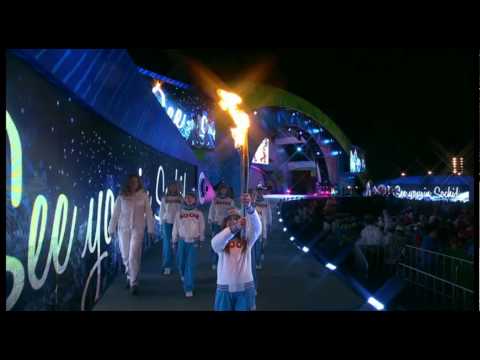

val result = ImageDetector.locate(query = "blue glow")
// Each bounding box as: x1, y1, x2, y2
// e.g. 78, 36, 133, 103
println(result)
367, 297, 385, 311
323, 139, 333, 145
296, 146, 302, 152
331, 151, 340, 156
325, 263, 337, 271
311, 128, 320, 134
302, 246, 310, 253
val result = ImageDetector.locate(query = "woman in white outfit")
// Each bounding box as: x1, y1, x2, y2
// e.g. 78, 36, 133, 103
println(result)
108, 175, 155, 295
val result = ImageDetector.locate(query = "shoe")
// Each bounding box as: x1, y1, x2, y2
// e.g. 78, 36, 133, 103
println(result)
212, 265, 217, 271
185, 291, 193, 298
164, 268, 171, 275
130, 285, 139, 296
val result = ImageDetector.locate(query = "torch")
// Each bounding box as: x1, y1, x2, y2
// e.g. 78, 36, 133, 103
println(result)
217, 89, 251, 235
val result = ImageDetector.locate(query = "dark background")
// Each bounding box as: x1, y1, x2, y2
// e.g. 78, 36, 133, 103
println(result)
128, 48, 476, 181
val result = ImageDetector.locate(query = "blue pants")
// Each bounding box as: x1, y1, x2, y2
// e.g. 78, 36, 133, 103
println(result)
210, 224, 222, 266
162, 223, 174, 270
214, 287, 256, 311
177, 240, 198, 293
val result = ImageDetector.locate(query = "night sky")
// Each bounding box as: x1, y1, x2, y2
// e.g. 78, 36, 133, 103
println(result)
128, 48, 476, 181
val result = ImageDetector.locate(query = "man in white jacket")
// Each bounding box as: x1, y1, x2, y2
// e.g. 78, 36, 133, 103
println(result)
159, 183, 183, 275
208, 183, 235, 270
211, 193, 262, 311
253, 184, 272, 270
172, 191, 205, 298
108, 175, 155, 295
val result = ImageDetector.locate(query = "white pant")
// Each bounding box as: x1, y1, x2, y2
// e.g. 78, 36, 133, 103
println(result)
118, 228, 145, 287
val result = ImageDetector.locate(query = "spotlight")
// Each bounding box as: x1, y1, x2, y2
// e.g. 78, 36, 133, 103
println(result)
289, 236, 295, 241
302, 246, 310, 253
283, 227, 287, 232
325, 263, 337, 271
367, 297, 385, 311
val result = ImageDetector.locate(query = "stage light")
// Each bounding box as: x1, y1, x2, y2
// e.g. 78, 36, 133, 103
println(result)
316, 151, 321, 156
325, 263, 337, 271
277, 211, 281, 215
331, 151, 339, 156
283, 227, 287, 232
428, 171, 433, 175
138, 168, 143, 177
299, 131, 303, 136
290, 236, 295, 241
401, 172, 406, 177
279, 218, 283, 223
302, 246, 310, 253
367, 297, 385, 311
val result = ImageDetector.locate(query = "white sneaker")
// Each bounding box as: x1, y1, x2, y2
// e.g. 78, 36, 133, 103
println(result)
185, 291, 193, 298
163, 268, 171, 275
212, 265, 217, 271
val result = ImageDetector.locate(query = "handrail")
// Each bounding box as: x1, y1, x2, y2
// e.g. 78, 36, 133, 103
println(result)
403, 245, 473, 265
397, 263, 474, 294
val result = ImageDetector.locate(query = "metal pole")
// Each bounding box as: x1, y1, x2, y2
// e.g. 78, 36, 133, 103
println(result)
241, 133, 249, 241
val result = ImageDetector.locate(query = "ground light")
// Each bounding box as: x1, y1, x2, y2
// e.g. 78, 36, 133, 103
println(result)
283, 227, 287, 232
279, 218, 283, 223
302, 246, 310, 253
368, 297, 385, 311
325, 263, 337, 271
289, 236, 295, 241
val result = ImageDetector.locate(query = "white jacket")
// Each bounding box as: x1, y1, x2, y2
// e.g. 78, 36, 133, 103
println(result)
108, 190, 154, 234
159, 195, 183, 225
211, 208, 262, 292
254, 198, 272, 240
172, 208, 206, 244
357, 225, 384, 246
208, 196, 235, 225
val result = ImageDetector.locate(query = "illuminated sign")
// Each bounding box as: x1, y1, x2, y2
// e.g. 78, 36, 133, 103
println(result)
6, 55, 197, 311
252, 138, 270, 165
152, 82, 216, 149
391, 185, 470, 203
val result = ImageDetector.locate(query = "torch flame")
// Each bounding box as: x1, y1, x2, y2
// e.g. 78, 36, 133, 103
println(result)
217, 89, 250, 148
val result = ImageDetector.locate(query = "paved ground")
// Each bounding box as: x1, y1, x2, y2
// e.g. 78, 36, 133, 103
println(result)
94, 204, 366, 311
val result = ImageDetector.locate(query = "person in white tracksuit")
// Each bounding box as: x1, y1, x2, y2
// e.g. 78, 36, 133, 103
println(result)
253, 185, 272, 270
208, 183, 235, 270
108, 175, 155, 295
159, 182, 183, 275
211, 193, 262, 311
171, 191, 205, 297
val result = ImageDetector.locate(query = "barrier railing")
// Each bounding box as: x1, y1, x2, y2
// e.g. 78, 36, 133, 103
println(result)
396, 245, 474, 310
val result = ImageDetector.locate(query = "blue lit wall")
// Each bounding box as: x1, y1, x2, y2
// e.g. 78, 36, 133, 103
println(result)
10, 49, 200, 169
6, 53, 197, 311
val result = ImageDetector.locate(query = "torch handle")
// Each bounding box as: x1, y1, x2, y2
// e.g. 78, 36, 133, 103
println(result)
241, 138, 249, 241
